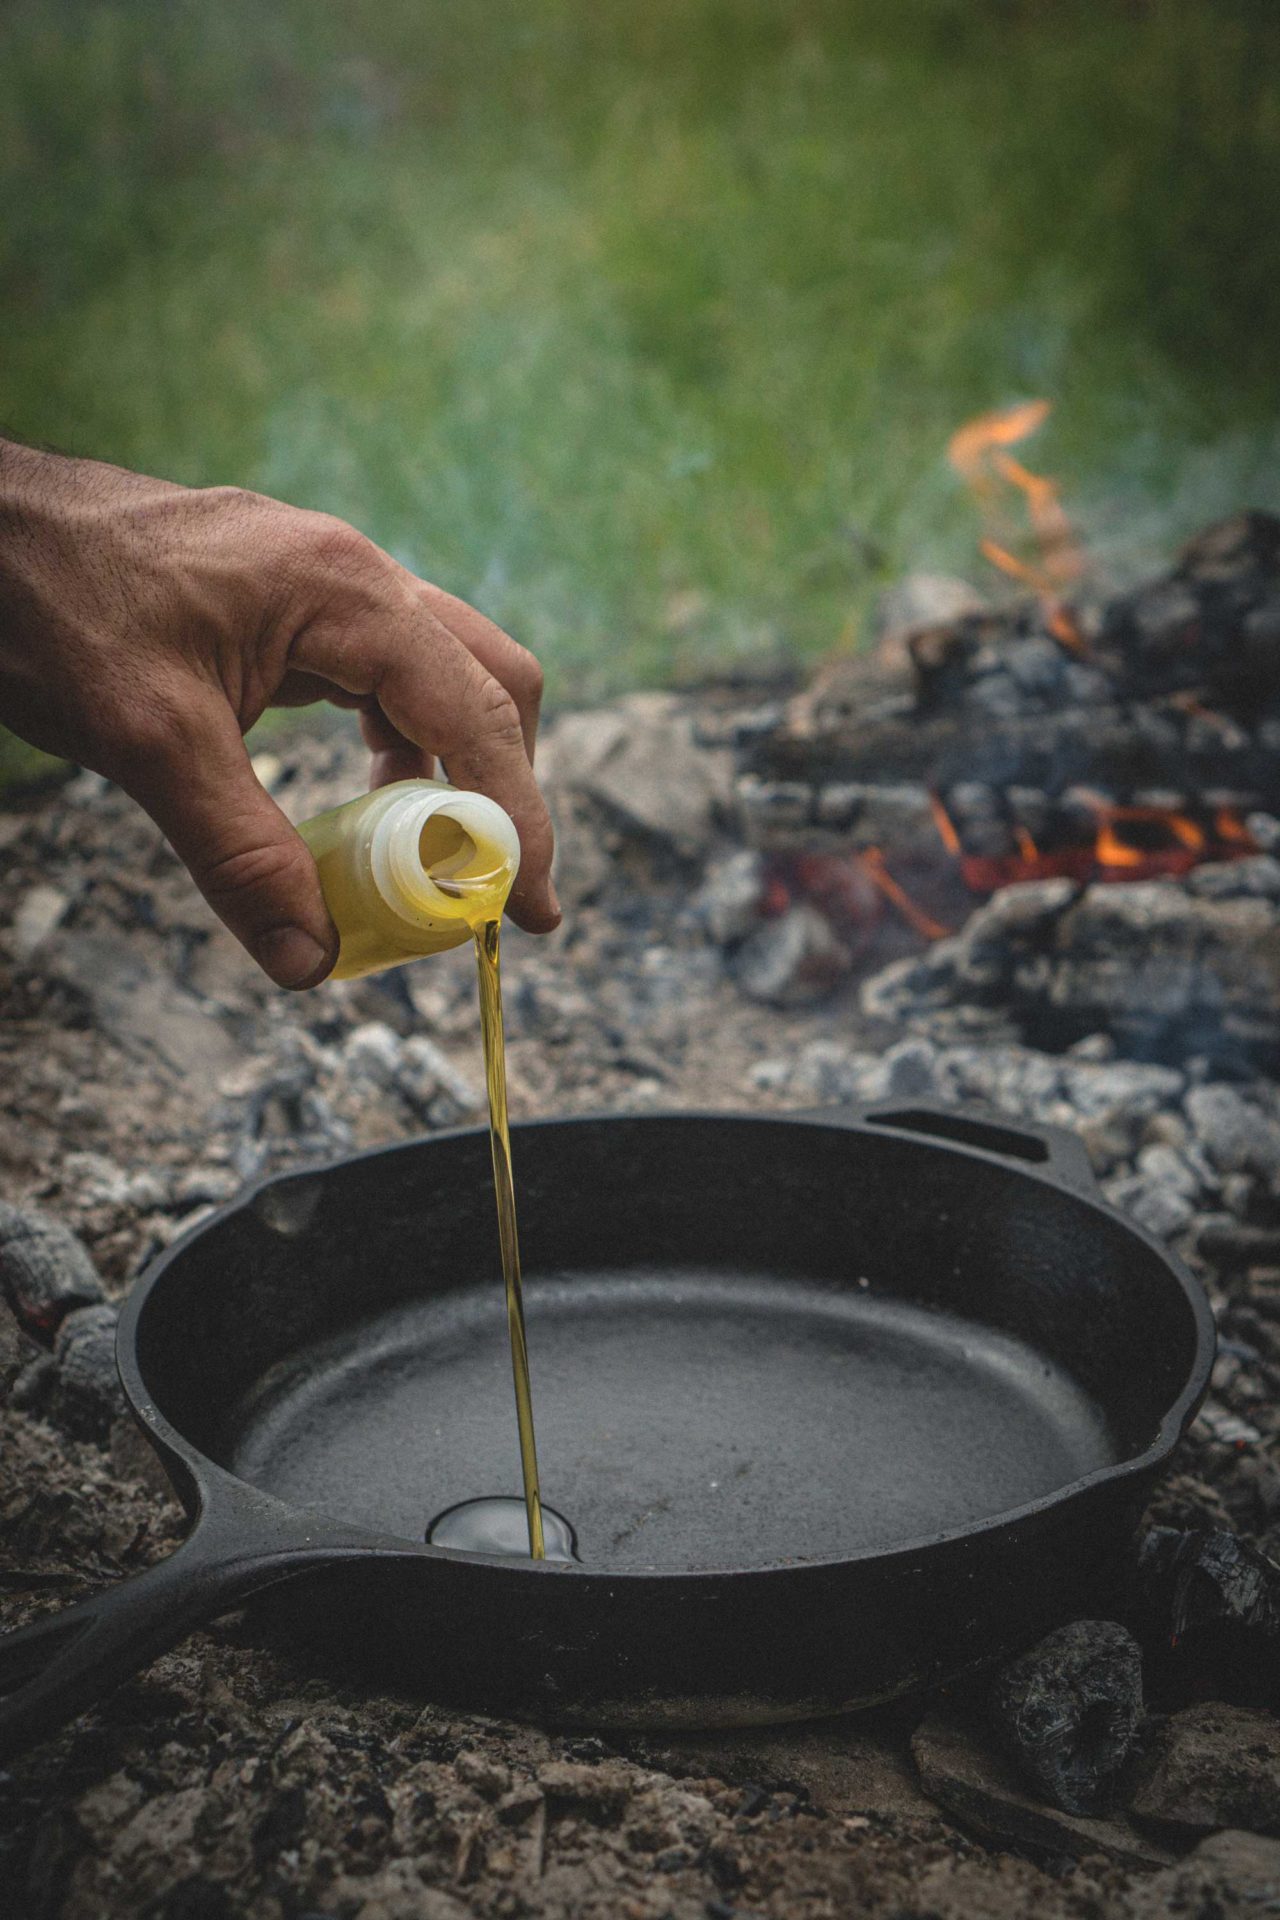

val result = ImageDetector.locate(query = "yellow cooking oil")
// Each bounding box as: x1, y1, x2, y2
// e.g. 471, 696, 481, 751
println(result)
297, 780, 546, 1559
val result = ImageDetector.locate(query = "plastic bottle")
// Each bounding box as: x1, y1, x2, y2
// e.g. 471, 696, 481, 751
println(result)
296, 779, 522, 980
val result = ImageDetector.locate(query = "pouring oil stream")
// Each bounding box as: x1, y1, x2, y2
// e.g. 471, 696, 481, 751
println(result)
297, 779, 546, 1559
474, 917, 545, 1558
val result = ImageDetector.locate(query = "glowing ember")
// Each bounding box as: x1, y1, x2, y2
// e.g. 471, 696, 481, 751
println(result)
928, 789, 962, 858
928, 789, 1257, 897
948, 400, 1086, 649
1089, 798, 1205, 871
858, 848, 950, 942
770, 849, 952, 945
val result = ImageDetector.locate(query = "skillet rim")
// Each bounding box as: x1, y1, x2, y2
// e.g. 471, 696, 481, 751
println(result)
116, 1107, 1217, 1581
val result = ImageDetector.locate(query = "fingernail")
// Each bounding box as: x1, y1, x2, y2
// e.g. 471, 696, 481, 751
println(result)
255, 927, 332, 989
548, 883, 562, 922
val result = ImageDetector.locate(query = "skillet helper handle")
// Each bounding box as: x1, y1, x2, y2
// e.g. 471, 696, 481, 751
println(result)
798, 1097, 1100, 1196
0, 1504, 373, 1764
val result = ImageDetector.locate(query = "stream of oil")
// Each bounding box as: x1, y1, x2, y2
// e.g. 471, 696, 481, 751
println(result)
473, 917, 546, 1560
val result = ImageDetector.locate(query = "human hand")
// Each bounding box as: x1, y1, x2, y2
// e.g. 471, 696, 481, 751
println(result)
0, 441, 558, 986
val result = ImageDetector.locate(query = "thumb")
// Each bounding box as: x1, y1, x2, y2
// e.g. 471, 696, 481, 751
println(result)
127, 707, 338, 989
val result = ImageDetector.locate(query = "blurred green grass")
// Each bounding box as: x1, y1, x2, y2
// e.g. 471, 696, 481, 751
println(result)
2, 0, 1279, 720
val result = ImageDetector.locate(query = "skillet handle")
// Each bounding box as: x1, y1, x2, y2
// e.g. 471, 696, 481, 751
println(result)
796, 1098, 1100, 1196
0, 1493, 380, 1764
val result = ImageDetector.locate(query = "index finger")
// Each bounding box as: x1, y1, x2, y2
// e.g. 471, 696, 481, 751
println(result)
419, 581, 544, 767
291, 583, 559, 934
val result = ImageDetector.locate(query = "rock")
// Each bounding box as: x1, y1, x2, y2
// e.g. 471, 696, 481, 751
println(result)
9, 883, 70, 961
1104, 1172, 1196, 1241
50, 1302, 125, 1440
547, 694, 733, 860
1133, 1829, 1280, 1917
0, 1290, 41, 1396
58, 1151, 171, 1214
989, 1621, 1144, 1814
0, 1202, 107, 1343
44, 929, 241, 1078
343, 1022, 406, 1088
173, 1166, 241, 1211
1186, 1084, 1280, 1188
1248, 811, 1280, 854
880, 1036, 944, 1101
397, 1035, 480, 1121
1135, 1141, 1208, 1199
535, 1759, 634, 1815
911, 1712, 1176, 1868
546, 789, 617, 907
694, 851, 767, 947
1128, 1701, 1280, 1833
734, 904, 852, 1007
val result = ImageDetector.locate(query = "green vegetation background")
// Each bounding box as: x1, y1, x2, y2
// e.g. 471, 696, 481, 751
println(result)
2, 0, 1279, 789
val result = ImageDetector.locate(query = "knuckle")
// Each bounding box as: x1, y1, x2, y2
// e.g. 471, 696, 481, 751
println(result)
509, 644, 544, 709
200, 483, 260, 516
303, 512, 383, 583
199, 834, 309, 906
476, 677, 525, 746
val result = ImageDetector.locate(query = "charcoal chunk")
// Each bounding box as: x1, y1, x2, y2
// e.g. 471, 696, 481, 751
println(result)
989, 1620, 1144, 1814
0, 1203, 105, 1342
1132, 1527, 1280, 1708
49, 1302, 124, 1440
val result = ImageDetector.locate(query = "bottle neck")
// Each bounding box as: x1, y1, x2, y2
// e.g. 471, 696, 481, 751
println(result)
369, 786, 521, 929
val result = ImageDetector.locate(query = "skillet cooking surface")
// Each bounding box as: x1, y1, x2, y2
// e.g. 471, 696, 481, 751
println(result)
227, 1265, 1115, 1572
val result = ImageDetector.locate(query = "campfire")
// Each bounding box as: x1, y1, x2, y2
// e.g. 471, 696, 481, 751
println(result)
727, 414, 1280, 963
928, 788, 1258, 897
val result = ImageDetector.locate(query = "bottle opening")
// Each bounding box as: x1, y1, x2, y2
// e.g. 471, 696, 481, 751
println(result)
417, 808, 516, 905
371, 783, 521, 929
418, 813, 477, 896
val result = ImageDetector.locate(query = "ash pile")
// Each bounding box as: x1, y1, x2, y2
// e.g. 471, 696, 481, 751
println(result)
5, 516, 1280, 1914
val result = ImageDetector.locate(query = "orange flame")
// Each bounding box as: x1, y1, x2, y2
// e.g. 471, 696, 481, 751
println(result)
1214, 806, 1255, 847
949, 401, 1086, 649
1088, 799, 1206, 871
858, 847, 950, 942
928, 789, 962, 857
929, 785, 1253, 895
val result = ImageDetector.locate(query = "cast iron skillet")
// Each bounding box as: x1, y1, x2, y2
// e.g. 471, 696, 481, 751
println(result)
0, 1103, 1214, 1758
